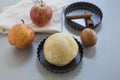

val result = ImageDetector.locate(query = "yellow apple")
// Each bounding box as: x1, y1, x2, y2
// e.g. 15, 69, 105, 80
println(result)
8, 23, 35, 49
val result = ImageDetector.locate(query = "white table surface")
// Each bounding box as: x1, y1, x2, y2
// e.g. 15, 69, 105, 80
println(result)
0, 0, 120, 80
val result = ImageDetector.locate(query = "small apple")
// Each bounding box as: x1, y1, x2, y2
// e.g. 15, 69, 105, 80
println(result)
8, 20, 35, 49
30, 0, 53, 27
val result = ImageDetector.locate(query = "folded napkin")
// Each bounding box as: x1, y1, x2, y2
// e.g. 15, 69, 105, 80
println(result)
0, 0, 69, 34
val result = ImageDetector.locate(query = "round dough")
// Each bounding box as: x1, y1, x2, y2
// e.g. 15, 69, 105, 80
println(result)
44, 33, 78, 66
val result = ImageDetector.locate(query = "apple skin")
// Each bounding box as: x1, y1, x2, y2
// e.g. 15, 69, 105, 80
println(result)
30, 3, 53, 27
8, 24, 35, 49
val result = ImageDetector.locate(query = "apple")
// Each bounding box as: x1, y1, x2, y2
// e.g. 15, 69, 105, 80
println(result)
30, 0, 53, 27
8, 20, 35, 49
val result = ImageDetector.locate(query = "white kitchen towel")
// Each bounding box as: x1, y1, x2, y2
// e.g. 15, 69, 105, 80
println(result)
0, 0, 69, 34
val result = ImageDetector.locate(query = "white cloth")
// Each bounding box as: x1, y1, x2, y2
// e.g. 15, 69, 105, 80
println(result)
0, 0, 69, 34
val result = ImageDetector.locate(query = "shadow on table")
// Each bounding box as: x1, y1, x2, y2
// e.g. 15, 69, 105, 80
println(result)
83, 46, 96, 59
0, 34, 7, 38
94, 23, 103, 33
36, 58, 83, 80
5, 44, 34, 67
33, 33, 52, 44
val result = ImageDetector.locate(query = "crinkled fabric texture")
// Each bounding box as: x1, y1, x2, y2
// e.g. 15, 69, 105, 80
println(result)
0, 0, 69, 34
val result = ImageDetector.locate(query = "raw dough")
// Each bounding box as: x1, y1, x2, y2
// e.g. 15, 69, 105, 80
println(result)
44, 33, 78, 66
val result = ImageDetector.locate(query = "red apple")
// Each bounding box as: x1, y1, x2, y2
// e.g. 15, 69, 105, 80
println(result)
8, 21, 35, 49
30, 1, 53, 27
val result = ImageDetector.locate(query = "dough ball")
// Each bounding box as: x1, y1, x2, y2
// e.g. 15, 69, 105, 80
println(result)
44, 33, 78, 66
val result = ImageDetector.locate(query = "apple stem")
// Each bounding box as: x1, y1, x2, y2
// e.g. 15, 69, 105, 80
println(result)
21, 19, 24, 24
